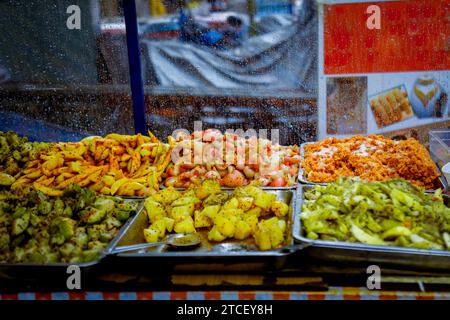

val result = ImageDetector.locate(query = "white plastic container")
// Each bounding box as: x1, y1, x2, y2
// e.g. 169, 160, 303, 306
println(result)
429, 130, 450, 169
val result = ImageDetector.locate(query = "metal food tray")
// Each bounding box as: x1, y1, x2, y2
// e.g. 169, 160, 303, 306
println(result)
159, 182, 298, 190
298, 142, 448, 192
293, 186, 450, 270
0, 199, 145, 274
110, 189, 298, 271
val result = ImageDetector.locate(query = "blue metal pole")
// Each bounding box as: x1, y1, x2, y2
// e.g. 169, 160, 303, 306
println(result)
123, 0, 147, 135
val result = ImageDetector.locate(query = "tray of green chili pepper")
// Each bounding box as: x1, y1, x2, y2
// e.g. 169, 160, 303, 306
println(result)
293, 178, 450, 270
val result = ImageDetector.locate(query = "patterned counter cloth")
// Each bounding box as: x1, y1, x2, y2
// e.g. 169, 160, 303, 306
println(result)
1, 288, 449, 300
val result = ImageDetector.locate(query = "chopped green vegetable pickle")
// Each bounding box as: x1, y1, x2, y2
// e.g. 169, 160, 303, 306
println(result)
0, 184, 137, 263
0, 131, 50, 177
301, 178, 450, 251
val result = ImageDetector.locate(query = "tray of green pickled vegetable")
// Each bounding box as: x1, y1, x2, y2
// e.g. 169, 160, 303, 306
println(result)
293, 178, 450, 270
0, 184, 143, 269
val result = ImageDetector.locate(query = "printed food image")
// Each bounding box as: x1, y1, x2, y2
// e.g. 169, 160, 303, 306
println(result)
0, 184, 138, 263
410, 76, 447, 118
163, 129, 301, 188
143, 180, 290, 250
11, 133, 173, 197
370, 86, 414, 128
301, 135, 440, 189
301, 178, 450, 251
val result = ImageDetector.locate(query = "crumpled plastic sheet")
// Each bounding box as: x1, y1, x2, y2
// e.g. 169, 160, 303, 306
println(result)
141, 14, 317, 94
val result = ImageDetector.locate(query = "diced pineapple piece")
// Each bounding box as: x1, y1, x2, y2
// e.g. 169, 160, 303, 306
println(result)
208, 226, 226, 242
270, 220, 286, 248
238, 197, 254, 211
200, 205, 221, 219
174, 216, 196, 234
150, 187, 181, 205
144, 200, 166, 223
278, 219, 287, 233
163, 217, 175, 233
170, 204, 195, 221
242, 213, 259, 231
214, 216, 235, 238
194, 210, 212, 228
253, 226, 272, 250
151, 219, 167, 238
245, 207, 261, 217
254, 192, 276, 211
143, 228, 159, 243
234, 220, 252, 240
183, 189, 196, 197
195, 180, 221, 199
220, 208, 244, 217
232, 187, 249, 198
253, 217, 286, 250
270, 201, 289, 217
171, 196, 201, 207
219, 209, 242, 225
242, 185, 263, 198
222, 197, 239, 210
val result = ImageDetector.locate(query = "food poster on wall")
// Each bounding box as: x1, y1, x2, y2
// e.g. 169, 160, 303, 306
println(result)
317, 0, 450, 140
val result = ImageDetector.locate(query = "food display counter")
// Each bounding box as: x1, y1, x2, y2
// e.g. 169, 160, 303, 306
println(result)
1, 129, 450, 301
1, 0, 450, 308
1, 290, 450, 301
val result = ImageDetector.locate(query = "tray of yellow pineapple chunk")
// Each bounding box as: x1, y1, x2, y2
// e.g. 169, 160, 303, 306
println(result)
110, 180, 296, 259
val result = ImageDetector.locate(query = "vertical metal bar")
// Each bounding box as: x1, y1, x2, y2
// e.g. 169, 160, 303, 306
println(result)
123, 0, 147, 135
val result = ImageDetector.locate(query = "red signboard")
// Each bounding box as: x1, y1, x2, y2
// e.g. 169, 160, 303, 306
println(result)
324, 0, 450, 74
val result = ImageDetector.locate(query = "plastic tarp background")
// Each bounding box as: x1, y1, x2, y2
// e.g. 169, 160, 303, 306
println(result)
141, 11, 317, 95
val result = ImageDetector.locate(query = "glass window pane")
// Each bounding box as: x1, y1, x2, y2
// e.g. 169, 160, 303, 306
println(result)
136, 0, 318, 145
0, 0, 134, 141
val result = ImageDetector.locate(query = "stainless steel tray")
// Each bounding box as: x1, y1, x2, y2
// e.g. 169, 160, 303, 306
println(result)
159, 182, 298, 190
293, 186, 450, 270
299, 142, 448, 192
0, 199, 145, 272
111, 190, 298, 263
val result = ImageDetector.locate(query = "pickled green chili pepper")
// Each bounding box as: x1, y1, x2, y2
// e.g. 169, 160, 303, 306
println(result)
301, 178, 450, 250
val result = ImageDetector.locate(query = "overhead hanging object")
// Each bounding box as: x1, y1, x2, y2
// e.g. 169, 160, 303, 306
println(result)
149, 0, 167, 17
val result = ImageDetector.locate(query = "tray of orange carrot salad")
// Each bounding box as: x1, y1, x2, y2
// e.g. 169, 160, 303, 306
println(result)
299, 135, 445, 191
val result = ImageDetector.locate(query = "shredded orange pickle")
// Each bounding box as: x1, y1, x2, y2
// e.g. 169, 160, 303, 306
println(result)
302, 135, 440, 189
